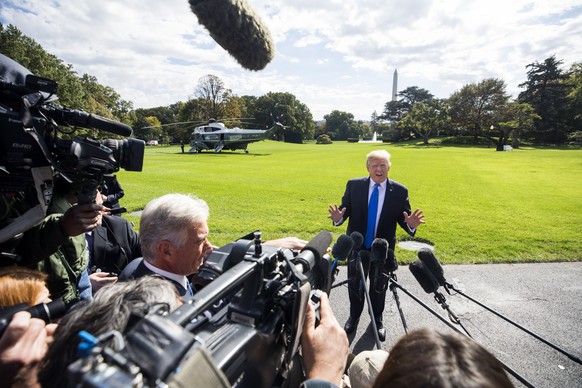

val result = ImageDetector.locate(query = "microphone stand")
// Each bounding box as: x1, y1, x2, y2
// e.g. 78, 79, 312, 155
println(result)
330, 278, 350, 289
433, 290, 472, 338
445, 282, 582, 365
389, 278, 536, 388
385, 272, 408, 334
356, 257, 382, 350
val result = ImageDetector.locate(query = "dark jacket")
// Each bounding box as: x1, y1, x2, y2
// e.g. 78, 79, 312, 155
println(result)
119, 258, 188, 297
101, 175, 124, 210
89, 215, 141, 274
337, 177, 414, 250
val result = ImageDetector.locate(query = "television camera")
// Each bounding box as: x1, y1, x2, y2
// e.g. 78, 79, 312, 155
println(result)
0, 54, 145, 254
67, 230, 334, 387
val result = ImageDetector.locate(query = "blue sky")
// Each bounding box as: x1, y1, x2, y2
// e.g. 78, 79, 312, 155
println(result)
1, 0, 581, 121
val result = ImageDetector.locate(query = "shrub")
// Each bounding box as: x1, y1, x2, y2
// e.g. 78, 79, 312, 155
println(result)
316, 134, 332, 144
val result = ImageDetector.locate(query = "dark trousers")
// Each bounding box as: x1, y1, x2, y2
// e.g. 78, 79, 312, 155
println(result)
347, 250, 387, 323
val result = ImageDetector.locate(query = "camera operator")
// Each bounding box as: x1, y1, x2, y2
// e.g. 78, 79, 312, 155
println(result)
119, 193, 307, 296
15, 177, 106, 303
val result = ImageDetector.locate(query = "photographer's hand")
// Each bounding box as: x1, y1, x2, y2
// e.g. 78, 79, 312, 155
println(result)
89, 271, 118, 294
60, 203, 105, 236
0, 311, 55, 387
301, 292, 348, 385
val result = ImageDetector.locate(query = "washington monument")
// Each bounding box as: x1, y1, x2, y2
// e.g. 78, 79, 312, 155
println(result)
392, 69, 398, 101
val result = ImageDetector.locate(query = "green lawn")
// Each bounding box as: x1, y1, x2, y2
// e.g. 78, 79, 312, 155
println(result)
115, 141, 582, 264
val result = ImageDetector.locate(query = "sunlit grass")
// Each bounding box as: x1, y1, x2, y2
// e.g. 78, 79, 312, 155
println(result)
116, 141, 582, 264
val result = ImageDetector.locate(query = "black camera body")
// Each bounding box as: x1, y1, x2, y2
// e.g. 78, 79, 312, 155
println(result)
68, 231, 333, 388
0, 54, 145, 248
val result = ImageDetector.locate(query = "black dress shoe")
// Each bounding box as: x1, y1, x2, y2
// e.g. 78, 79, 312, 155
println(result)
377, 327, 386, 341
344, 317, 359, 334
375, 320, 386, 341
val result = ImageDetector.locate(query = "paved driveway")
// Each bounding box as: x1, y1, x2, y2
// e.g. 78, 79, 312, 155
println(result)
328, 262, 582, 388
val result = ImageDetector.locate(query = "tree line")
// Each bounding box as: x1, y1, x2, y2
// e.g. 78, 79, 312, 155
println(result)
381, 57, 581, 149
2, 23, 580, 149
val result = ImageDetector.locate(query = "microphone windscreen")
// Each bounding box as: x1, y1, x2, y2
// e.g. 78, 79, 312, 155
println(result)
301, 230, 333, 263
386, 248, 398, 273
359, 250, 371, 262
418, 248, 446, 286
332, 234, 354, 262
409, 260, 439, 294
188, 0, 275, 70
371, 238, 388, 263
350, 231, 364, 251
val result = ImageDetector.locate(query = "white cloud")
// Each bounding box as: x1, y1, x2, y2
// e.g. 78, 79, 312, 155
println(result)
1, 0, 581, 120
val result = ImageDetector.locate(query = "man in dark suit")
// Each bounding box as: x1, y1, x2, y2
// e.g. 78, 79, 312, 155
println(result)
119, 193, 212, 297
88, 215, 141, 274
84, 189, 141, 295
100, 174, 124, 214
328, 150, 425, 341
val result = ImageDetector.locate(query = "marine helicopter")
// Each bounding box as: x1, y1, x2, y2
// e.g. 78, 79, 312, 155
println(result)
188, 118, 282, 153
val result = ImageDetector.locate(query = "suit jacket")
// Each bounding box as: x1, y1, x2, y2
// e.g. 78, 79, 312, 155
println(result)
101, 174, 124, 209
337, 177, 414, 250
119, 258, 188, 297
90, 215, 141, 274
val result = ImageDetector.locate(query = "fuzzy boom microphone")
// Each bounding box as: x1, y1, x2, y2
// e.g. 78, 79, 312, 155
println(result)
418, 248, 447, 287
188, 0, 275, 71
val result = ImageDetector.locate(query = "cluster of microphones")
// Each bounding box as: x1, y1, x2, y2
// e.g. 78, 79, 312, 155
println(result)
331, 232, 396, 293
330, 233, 581, 387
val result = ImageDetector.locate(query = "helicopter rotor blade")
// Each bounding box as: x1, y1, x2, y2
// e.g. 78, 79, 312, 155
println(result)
140, 119, 207, 130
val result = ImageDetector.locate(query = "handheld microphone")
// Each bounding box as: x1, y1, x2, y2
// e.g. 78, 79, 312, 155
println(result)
0, 298, 76, 337
188, 0, 275, 71
418, 248, 446, 287
409, 260, 440, 294
331, 234, 354, 271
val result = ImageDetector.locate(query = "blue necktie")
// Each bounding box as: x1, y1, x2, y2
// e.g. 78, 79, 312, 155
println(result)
364, 183, 380, 249
186, 281, 194, 296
